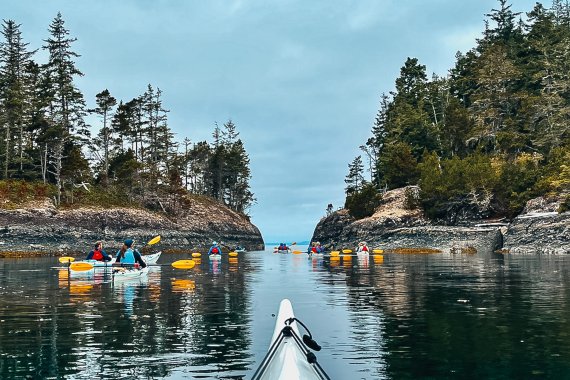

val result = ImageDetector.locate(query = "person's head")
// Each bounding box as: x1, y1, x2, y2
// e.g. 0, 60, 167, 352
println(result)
95, 241, 102, 249
124, 239, 134, 248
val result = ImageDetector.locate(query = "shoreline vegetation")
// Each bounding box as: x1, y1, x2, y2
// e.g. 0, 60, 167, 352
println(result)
338, 1, 569, 230
0, 14, 262, 255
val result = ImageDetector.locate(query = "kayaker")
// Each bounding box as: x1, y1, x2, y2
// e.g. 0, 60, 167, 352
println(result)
208, 241, 223, 256
357, 241, 369, 253
115, 239, 147, 268
86, 241, 113, 261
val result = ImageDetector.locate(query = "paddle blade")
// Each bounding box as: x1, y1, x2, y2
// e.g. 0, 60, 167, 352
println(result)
342, 249, 352, 254
59, 256, 75, 263
292, 250, 302, 254
229, 251, 238, 257
147, 235, 161, 245
373, 249, 384, 254
69, 262, 94, 271
172, 259, 196, 269
191, 252, 201, 258
330, 251, 340, 257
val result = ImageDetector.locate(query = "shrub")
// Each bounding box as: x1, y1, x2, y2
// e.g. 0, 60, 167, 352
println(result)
344, 183, 382, 219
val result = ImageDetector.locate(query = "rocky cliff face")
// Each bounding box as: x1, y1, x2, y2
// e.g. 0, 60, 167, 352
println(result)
312, 187, 569, 254
0, 197, 264, 256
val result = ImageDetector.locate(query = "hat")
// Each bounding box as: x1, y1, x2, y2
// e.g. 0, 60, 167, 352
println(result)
124, 239, 134, 247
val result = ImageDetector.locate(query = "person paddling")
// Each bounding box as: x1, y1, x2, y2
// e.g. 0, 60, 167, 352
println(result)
86, 241, 112, 262
208, 241, 223, 256
115, 239, 147, 268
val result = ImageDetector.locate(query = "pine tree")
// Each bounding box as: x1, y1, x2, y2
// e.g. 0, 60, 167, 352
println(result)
42, 13, 88, 204
345, 155, 365, 195
91, 89, 117, 183
0, 20, 36, 179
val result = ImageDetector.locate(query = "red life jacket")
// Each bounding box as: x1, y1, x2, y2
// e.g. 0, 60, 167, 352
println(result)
362, 246, 368, 251
212, 247, 219, 254
92, 249, 103, 261
311, 247, 317, 253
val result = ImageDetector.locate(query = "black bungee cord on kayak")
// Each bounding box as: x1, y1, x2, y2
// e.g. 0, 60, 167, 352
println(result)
251, 317, 331, 380
285, 317, 322, 352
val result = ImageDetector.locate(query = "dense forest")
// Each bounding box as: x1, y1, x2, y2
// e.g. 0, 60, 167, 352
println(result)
0, 13, 254, 216
345, 0, 570, 222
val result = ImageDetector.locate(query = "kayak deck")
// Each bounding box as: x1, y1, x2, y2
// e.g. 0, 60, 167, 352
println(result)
252, 299, 330, 380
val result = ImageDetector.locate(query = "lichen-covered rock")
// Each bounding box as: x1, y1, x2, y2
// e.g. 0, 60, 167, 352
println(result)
312, 186, 508, 253
0, 197, 264, 256
503, 211, 569, 254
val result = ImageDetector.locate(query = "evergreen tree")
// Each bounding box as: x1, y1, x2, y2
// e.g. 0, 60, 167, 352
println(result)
0, 20, 36, 179
91, 89, 117, 184
42, 13, 88, 204
345, 155, 365, 195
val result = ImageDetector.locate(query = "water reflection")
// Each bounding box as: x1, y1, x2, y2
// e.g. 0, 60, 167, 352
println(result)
1, 251, 570, 378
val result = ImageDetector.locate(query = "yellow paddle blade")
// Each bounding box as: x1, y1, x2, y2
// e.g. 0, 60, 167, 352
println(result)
330, 251, 340, 257
191, 252, 201, 258
69, 262, 94, 271
172, 259, 196, 269
229, 251, 238, 257
147, 235, 161, 245
373, 249, 384, 254
373, 254, 384, 263
58, 256, 75, 263
292, 250, 302, 254
342, 249, 352, 254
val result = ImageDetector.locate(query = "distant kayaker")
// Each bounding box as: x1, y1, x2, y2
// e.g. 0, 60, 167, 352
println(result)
86, 241, 112, 261
208, 241, 223, 255
357, 242, 369, 253
115, 239, 147, 268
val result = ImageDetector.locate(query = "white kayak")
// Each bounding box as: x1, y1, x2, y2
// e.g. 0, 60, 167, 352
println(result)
143, 251, 161, 264
112, 266, 149, 282
252, 299, 330, 380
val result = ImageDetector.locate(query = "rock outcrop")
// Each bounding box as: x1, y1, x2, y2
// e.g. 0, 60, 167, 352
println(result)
312, 187, 568, 254
0, 197, 264, 256
503, 195, 569, 254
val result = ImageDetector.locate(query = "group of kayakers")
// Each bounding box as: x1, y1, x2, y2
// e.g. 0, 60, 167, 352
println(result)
85, 239, 147, 268
307, 242, 325, 254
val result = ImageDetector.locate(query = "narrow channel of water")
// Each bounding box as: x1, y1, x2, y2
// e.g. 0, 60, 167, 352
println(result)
1, 247, 569, 379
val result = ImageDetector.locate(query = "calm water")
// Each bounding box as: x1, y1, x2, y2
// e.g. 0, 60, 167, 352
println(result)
1, 247, 570, 379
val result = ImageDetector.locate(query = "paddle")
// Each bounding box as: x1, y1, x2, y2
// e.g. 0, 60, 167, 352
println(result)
229, 251, 238, 257
292, 250, 303, 254
145, 235, 161, 246
171, 259, 196, 269
191, 252, 201, 258
59, 256, 75, 264
69, 262, 94, 271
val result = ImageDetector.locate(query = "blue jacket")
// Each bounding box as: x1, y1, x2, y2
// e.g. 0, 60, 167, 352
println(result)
208, 245, 222, 255
115, 248, 147, 268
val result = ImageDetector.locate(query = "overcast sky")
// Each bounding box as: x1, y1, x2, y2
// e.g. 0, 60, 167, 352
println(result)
2, 0, 540, 243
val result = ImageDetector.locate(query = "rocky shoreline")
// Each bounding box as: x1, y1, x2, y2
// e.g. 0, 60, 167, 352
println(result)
311, 187, 569, 254
0, 198, 264, 257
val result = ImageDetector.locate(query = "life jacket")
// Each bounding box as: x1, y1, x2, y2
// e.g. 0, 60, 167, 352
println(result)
211, 247, 219, 254
92, 249, 103, 261
121, 248, 136, 264
362, 246, 368, 252
311, 247, 317, 253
